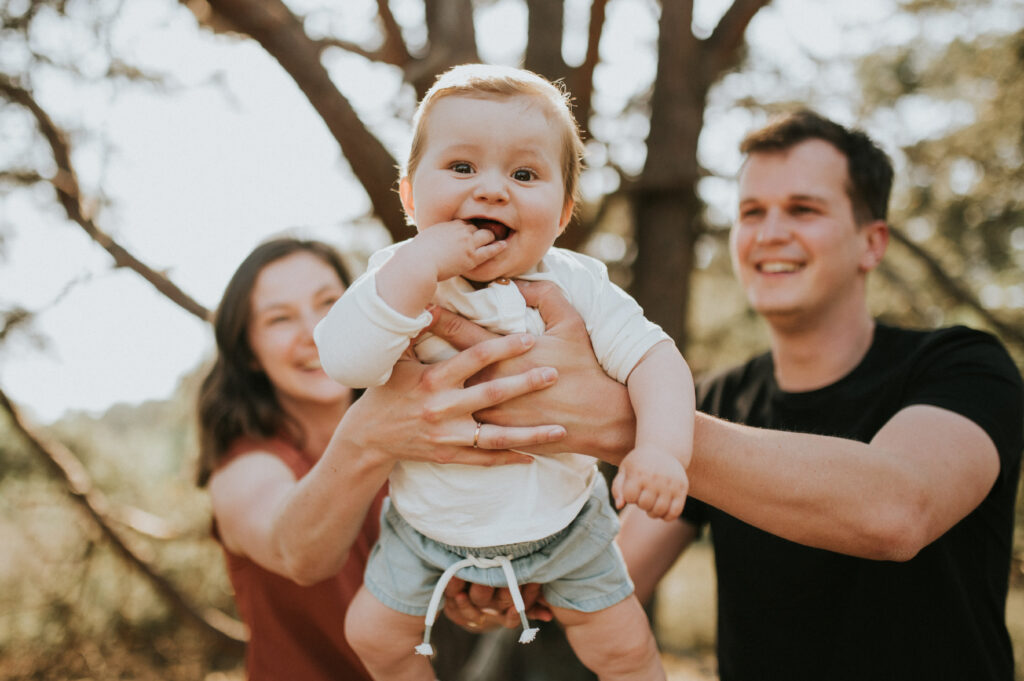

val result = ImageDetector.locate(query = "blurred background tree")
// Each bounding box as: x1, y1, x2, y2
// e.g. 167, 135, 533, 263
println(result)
0, 1, 1021, 679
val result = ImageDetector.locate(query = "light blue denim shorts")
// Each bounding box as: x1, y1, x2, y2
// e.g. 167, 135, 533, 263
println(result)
363, 476, 634, 615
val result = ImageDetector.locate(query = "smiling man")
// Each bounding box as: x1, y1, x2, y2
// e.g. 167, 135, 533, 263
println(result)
615, 110, 1024, 680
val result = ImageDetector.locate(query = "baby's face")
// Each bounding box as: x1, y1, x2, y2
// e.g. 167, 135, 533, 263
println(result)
403, 94, 574, 282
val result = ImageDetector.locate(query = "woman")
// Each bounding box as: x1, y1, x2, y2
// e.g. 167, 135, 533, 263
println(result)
196, 238, 566, 680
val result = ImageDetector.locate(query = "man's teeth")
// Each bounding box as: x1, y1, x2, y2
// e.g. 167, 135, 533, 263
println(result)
759, 262, 800, 273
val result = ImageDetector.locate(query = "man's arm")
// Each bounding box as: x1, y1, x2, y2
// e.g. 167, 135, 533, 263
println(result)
430, 283, 1002, 561
618, 508, 699, 605
689, 405, 1000, 560
430, 280, 637, 462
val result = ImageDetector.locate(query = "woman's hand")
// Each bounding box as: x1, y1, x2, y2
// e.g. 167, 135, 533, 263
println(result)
342, 332, 568, 468
429, 280, 636, 463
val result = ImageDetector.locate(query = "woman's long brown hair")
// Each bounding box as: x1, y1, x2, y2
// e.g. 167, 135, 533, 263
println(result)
196, 238, 353, 486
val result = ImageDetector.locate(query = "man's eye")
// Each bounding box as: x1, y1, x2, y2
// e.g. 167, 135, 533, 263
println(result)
740, 208, 763, 220
451, 162, 473, 174
512, 169, 535, 182
792, 205, 816, 215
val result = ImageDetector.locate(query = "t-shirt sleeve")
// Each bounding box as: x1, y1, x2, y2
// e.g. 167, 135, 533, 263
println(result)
550, 249, 672, 384
903, 327, 1024, 488
313, 242, 433, 388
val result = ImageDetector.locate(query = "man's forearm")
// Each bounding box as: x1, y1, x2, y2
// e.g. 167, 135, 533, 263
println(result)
686, 408, 997, 560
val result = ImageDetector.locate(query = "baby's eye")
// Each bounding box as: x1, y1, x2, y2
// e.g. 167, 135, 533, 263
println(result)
512, 168, 536, 182
450, 162, 473, 174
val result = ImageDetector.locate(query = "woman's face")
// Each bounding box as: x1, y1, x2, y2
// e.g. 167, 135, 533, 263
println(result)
247, 251, 350, 412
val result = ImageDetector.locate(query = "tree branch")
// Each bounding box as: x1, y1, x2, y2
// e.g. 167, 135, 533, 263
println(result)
374, 0, 412, 67
702, 0, 772, 81
0, 169, 46, 186
313, 36, 384, 62
568, 0, 609, 137
0, 386, 246, 650
0, 74, 211, 322
888, 225, 1024, 349
525, 0, 568, 79
201, 0, 412, 242
404, 0, 480, 98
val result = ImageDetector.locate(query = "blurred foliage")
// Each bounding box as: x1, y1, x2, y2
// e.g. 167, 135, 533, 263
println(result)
859, 29, 1024, 345
0, 368, 241, 679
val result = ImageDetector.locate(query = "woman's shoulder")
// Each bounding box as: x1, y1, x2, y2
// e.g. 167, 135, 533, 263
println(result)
221, 435, 312, 479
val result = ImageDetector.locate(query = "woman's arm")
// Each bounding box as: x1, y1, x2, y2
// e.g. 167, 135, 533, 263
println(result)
210, 439, 392, 586
211, 332, 568, 585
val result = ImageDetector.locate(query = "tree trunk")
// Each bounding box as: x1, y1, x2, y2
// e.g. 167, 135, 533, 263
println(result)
525, 0, 567, 81
631, 0, 771, 347
631, 1, 704, 347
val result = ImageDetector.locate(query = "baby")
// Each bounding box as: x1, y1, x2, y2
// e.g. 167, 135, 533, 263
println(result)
315, 64, 694, 681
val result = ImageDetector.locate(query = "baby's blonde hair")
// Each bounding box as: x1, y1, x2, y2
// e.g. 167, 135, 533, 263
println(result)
404, 64, 585, 210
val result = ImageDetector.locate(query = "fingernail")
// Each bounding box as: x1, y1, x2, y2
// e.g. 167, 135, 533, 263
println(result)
541, 367, 557, 382
548, 426, 566, 439
520, 334, 535, 348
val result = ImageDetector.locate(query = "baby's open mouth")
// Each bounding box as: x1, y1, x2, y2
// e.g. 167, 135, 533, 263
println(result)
469, 218, 512, 241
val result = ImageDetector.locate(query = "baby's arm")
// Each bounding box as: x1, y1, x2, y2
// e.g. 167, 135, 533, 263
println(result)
375, 221, 505, 317
315, 222, 505, 387
611, 340, 695, 520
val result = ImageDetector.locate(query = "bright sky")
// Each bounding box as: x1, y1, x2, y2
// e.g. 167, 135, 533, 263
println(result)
0, 0, 1001, 423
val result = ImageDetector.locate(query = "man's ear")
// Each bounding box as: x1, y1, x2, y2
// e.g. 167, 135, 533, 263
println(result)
399, 177, 415, 221
558, 198, 575, 234
859, 219, 889, 272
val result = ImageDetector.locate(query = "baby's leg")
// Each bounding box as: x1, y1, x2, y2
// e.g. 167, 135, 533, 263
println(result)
345, 585, 437, 681
551, 594, 665, 681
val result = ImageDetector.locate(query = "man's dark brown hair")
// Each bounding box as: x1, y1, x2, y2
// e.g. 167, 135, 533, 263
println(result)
740, 109, 894, 224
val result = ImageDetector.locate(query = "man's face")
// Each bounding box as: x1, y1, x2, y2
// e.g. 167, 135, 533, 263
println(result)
730, 139, 883, 330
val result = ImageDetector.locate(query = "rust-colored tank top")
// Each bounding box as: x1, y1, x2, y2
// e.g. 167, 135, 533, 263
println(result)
215, 437, 384, 681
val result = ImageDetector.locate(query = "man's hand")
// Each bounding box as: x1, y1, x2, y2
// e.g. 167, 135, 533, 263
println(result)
428, 280, 637, 463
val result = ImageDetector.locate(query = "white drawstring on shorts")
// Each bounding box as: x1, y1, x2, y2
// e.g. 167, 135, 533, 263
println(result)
414, 554, 539, 656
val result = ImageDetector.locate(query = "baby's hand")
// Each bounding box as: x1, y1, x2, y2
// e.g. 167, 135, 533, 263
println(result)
611, 445, 688, 520
412, 220, 507, 282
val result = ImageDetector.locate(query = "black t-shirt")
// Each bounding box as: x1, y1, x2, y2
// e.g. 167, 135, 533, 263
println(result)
685, 323, 1023, 681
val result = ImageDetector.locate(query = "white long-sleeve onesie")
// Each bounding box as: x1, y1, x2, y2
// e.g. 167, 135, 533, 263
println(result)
314, 242, 669, 547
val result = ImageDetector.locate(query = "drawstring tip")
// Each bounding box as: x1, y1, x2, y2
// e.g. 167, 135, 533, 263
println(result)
518, 627, 539, 644
415, 643, 435, 656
